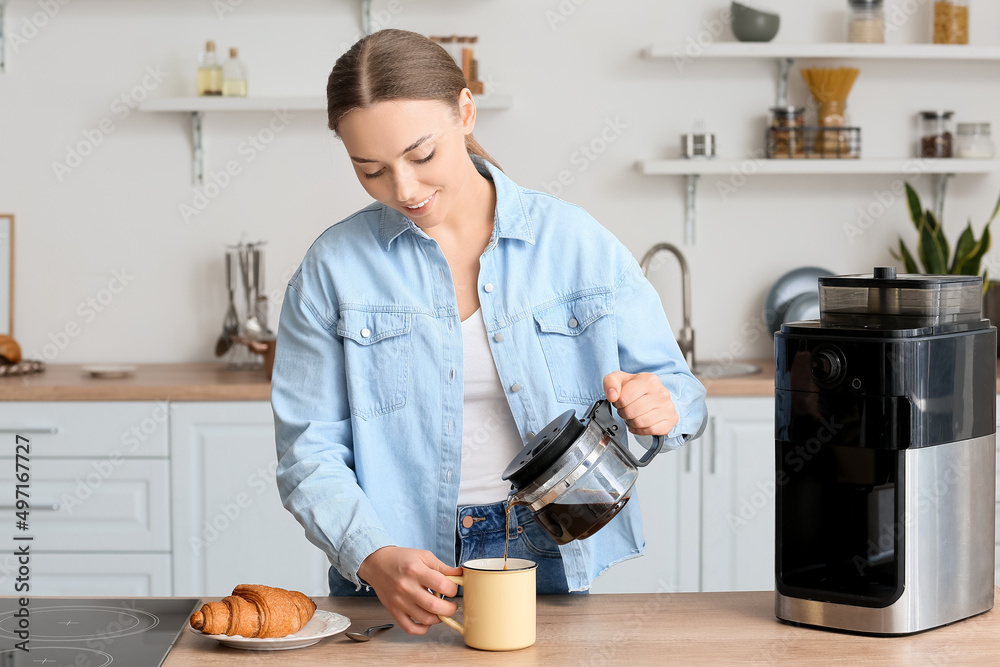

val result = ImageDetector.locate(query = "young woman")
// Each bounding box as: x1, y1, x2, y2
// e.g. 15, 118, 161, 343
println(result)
271, 29, 707, 636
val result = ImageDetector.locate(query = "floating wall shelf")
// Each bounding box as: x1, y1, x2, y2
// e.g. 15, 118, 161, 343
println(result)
639, 159, 1000, 176
139, 94, 513, 184
645, 43, 1000, 61
641, 43, 1000, 243
639, 160, 1000, 245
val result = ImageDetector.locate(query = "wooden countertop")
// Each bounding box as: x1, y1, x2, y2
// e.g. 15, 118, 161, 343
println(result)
0, 363, 270, 401
0, 358, 996, 401
169, 590, 1000, 665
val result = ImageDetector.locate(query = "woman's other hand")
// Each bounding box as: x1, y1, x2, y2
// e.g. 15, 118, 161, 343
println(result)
602, 370, 679, 436
357, 546, 463, 635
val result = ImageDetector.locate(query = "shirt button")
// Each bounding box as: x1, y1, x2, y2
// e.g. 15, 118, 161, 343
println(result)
511, 383, 522, 393
448, 419, 453, 433
447, 470, 453, 483
449, 369, 455, 381
494, 332, 504, 342
569, 318, 579, 328
483, 283, 494, 293
360, 328, 371, 338
449, 320, 454, 330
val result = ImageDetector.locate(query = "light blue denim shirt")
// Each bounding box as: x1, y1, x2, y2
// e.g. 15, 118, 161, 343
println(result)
271, 155, 708, 592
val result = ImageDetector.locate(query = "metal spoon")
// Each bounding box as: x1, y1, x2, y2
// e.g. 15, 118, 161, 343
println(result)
345, 623, 394, 642
214, 252, 241, 356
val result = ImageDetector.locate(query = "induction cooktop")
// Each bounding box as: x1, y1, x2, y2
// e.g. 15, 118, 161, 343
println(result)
0, 597, 201, 666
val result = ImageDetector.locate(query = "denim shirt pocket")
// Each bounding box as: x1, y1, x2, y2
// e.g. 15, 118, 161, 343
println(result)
336, 308, 411, 420
533, 291, 617, 405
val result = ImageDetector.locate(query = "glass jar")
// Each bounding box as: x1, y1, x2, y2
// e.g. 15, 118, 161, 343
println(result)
919, 110, 955, 158
955, 123, 994, 159
933, 0, 969, 45
769, 107, 806, 158
847, 0, 885, 43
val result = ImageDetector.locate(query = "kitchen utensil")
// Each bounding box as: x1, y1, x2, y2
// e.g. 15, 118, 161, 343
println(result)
346, 623, 394, 642
190, 609, 351, 650
775, 266, 995, 634
215, 251, 241, 356
764, 266, 834, 337
502, 400, 664, 545
731, 2, 780, 42
681, 133, 716, 158
239, 245, 263, 339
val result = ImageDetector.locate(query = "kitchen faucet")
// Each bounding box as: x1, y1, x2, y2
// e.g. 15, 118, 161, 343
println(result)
639, 243, 695, 370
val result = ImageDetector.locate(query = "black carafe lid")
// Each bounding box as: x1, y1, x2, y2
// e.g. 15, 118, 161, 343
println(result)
502, 410, 585, 490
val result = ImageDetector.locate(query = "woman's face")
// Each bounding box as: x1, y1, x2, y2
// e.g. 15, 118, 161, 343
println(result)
338, 94, 477, 231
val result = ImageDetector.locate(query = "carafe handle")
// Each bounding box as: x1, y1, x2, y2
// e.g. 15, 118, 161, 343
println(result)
587, 399, 664, 468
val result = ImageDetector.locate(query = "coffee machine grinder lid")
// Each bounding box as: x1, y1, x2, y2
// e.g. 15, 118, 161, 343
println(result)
817, 266, 983, 329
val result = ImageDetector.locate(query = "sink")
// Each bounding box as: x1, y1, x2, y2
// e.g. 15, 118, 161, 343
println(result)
691, 361, 761, 379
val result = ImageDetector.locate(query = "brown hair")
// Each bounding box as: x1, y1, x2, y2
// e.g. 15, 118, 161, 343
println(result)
326, 29, 500, 170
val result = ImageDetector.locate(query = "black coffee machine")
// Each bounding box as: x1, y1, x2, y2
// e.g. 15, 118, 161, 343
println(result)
774, 267, 996, 634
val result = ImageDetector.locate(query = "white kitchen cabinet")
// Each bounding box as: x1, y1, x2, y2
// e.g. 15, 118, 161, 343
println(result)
590, 436, 701, 594
0, 553, 172, 597
593, 396, 775, 594
170, 401, 329, 598
699, 397, 776, 592
0, 459, 170, 551
0, 402, 172, 596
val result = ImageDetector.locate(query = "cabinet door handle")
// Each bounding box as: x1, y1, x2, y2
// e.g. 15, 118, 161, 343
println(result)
0, 428, 60, 434
708, 417, 717, 475
0, 503, 59, 511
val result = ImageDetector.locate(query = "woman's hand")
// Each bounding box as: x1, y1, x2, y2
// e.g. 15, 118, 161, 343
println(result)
602, 370, 678, 436
357, 546, 463, 635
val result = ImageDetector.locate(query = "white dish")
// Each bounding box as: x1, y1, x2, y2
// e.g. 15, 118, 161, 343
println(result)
189, 609, 350, 650
81, 364, 137, 379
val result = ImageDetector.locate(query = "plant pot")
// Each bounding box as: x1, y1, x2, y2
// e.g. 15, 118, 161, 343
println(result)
983, 281, 1000, 357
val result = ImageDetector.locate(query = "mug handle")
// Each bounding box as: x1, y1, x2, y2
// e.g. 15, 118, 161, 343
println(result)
435, 574, 465, 635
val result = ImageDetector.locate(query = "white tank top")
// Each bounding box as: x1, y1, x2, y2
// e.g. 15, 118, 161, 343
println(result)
457, 309, 526, 506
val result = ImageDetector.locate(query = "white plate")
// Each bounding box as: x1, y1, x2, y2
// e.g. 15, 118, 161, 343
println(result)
81, 364, 137, 379
189, 609, 351, 650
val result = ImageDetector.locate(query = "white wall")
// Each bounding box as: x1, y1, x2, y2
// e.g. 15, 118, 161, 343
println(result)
2, 0, 999, 364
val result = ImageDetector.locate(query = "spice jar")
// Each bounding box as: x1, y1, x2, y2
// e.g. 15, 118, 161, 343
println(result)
919, 111, 955, 158
769, 107, 805, 158
955, 123, 994, 159
933, 0, 969, 45
847, 0, 885, 43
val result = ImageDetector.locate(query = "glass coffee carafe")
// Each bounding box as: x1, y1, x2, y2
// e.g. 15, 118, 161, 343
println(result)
502, 400, 664, 544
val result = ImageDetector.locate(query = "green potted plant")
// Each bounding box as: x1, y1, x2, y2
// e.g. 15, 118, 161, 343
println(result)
890, 183, 1000, 348
891, 183, 997, 279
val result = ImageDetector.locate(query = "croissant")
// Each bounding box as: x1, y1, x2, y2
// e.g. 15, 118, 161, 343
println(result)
190, 584, 317, 638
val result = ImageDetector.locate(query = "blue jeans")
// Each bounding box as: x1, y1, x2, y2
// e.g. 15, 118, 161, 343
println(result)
327, 501, 571, 596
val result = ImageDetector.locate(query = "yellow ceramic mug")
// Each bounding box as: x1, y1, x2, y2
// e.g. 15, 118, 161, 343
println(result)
436, 557, 537, 651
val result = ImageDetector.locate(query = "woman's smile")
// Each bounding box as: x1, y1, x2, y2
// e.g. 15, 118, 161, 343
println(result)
403, 192, 436, 215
